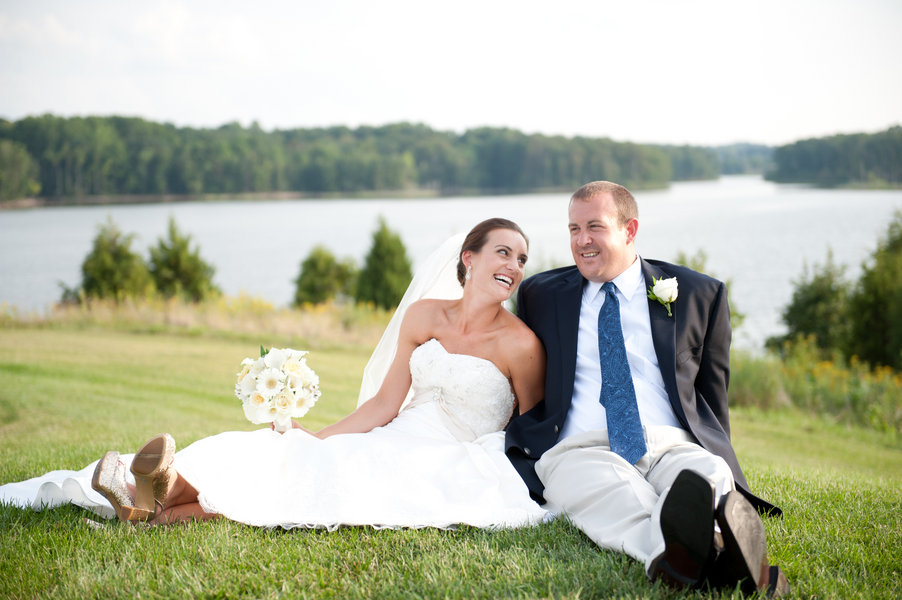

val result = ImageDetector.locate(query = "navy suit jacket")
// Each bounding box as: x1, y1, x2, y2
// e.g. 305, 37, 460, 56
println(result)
505, 259, 780, 516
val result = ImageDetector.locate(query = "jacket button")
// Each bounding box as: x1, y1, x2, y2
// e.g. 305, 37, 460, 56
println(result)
554, 425, 559, 434
524, 447, 532, 456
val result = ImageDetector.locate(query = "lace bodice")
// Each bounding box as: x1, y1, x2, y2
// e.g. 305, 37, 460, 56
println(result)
408, 339, 515, 441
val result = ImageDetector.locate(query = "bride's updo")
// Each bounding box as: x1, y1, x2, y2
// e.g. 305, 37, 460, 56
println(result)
456, 218, 529, 286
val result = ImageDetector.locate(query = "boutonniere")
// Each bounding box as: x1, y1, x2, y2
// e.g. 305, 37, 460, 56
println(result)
648, 276, 678, 317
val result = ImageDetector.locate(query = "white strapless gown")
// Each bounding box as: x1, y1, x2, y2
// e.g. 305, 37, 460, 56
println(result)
1, 339, 548, 529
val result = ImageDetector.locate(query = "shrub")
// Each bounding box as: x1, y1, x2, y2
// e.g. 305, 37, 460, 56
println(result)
728, 350, 789, 410
77, 217, 155, 301
355, 218, 412, 310
148, 216, 220, 302
674, 249, 745, 331
294, 245, 357, 305
769, 249, 851, 352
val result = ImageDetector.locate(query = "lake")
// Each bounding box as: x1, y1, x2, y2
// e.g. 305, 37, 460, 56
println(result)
2, 175, 902, 351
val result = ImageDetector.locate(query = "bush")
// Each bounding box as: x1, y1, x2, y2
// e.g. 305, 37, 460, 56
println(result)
777, 335, 902, 434
355, 218, 412, 310
294, 245, 357, 305
846, 211, 902, 369
148, 216, 220, 302
769, 249, 851, 352
78, 217, 155, 301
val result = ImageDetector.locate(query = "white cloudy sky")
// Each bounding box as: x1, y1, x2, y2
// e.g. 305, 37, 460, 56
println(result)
1, 0, 900, 146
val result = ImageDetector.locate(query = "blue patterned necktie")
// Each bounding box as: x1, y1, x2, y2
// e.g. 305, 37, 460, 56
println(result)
597, 282, 647, 464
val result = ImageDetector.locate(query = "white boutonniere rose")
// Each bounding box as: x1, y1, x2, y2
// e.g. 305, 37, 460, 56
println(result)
648, 276, 678, 317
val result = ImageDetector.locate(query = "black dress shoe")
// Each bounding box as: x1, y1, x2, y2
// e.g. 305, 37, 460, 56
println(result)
649, 469, 716, 588
712, 491, 769, 593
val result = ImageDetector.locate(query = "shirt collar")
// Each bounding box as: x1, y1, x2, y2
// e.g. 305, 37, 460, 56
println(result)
583, 254, 642, 304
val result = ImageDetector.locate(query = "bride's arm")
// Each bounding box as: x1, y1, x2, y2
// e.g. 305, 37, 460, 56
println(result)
312, 306, 428, 439
508, 329, 546, 415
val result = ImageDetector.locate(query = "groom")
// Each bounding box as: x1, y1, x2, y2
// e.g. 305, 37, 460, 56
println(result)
505, 181, 787, 594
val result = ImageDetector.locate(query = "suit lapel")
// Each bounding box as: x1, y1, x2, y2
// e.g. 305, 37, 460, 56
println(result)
555, 268, 584, 408
642, 260, 686, 424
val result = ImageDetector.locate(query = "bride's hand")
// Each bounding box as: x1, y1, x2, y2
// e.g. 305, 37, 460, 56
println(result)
271, 420, 314, 435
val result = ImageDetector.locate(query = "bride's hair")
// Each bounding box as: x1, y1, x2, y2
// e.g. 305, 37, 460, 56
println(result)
456, 218, 529, 286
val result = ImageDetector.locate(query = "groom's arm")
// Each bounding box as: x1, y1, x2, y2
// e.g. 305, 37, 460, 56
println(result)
694, 278, 733, 436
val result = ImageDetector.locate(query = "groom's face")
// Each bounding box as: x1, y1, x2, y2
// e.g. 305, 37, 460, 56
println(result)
568, 193, 638, 284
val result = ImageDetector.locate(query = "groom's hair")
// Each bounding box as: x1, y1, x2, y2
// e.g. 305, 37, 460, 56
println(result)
570, 181, 638, 225
457, 218, 529, 286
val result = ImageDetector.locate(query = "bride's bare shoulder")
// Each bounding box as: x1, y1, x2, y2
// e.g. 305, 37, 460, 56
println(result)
402, 299, 454, 330
502, 312, 544, 357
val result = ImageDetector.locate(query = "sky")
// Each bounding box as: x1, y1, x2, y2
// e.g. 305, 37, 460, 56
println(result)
1, 0, 900, 147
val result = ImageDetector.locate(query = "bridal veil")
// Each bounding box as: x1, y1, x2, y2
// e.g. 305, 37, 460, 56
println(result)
357, 233, 466, 406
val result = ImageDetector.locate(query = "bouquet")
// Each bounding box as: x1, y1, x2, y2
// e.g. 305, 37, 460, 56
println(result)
234, 346, 321, 432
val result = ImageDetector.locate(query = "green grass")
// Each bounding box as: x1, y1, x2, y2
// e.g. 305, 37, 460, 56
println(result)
1, 326, 901, 599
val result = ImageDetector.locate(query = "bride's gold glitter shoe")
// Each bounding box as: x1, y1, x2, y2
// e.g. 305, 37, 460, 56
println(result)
91, 451, 154, 521
130, 433, 176, 516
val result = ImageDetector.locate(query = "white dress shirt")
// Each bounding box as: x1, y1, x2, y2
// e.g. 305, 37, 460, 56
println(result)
560, 256, 682, 439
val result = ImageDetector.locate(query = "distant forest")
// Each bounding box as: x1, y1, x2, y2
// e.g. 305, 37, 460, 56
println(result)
1, 115, 898, 204
765, 126, 902, 188
0, 115, 773, 203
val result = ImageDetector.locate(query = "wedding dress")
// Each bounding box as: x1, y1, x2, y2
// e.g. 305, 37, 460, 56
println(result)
174, 338, 546, 528
0, 234, 548, 529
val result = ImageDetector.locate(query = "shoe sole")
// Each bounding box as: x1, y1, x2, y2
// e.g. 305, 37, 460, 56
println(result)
717, 491, 768, 594
131, 433, 176, 513
655, 470, 716, 587
92, 451, 151, 521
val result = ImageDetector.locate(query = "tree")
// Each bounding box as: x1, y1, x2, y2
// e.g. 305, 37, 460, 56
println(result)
78, 217, 155, 301
148, 216, 220, 302
293, 245, 357, 305
845, 211, 902, 368
772, 250, 851, 352
0, 139, 41, 201
355, 218, 412, 309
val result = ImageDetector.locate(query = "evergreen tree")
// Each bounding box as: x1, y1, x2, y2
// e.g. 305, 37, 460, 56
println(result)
78, 217, 154, 301
355, 218, 412, 309
294, 245, 356, 305
148, 216, 219, 302
845, 211, 902, 368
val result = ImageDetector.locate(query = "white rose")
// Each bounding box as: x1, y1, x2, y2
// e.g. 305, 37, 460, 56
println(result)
274, 390, 295, 413
652, 277, 678, 302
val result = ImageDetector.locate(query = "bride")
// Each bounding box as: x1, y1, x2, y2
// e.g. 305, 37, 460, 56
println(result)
2, 218, 549, 529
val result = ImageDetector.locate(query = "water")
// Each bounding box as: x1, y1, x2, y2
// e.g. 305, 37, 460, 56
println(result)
3, 175, 902, 350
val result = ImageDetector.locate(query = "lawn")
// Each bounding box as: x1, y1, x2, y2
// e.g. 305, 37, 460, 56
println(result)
1, 326, 900, 599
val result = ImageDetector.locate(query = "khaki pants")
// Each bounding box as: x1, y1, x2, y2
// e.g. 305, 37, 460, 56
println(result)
536, 426, 735, 573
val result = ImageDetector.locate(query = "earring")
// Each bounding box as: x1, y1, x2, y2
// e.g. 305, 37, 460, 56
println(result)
465, 265, 472, 281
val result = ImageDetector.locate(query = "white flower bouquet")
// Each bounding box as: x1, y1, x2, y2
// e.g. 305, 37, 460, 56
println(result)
234, 346, 321, 432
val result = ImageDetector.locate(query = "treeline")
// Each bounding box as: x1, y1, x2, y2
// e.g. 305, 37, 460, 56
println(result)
0, 115, 749, 202
65, 215, 413, 312
767, 125, 902, 187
